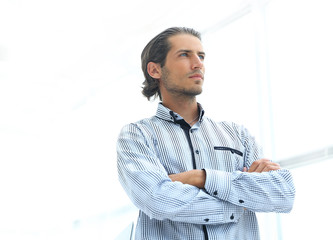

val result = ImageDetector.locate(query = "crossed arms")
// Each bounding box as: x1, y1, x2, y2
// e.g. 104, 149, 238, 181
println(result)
117, 123, 295, 224
169, 159, 281, 189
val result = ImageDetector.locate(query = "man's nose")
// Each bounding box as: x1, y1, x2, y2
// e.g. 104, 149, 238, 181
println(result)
191, 55, 204, 69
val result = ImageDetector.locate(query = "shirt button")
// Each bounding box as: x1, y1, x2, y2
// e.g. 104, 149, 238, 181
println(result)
239, 200, 244, 203
213, 191, 218, 195
204, 218, 209, 222
195, 150, 200, 154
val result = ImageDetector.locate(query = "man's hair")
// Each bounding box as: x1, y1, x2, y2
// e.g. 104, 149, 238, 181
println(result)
141, 27, 201, 101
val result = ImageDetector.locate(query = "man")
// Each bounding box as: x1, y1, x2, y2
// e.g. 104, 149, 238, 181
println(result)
117, 27, 295, 239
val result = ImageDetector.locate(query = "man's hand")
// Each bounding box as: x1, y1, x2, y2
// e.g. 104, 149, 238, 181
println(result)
169, 169, 206, 189
244, 159, 280, 173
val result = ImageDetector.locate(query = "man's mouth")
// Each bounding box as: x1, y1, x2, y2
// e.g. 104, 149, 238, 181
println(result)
189, 73, 204, 80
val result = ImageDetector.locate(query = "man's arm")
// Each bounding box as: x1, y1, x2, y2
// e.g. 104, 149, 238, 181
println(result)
168, 169, 206, 188
169, 158, 294, 213
209, 123, 295, 213
117, 123, 244, 225
169, 158, 281, 188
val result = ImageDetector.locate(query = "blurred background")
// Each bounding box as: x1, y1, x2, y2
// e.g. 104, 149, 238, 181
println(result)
0, 0, 332, 239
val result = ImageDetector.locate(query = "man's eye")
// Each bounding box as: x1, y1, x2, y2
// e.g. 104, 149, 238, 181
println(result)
180, 53, 188, 57
199, 55, 205, 60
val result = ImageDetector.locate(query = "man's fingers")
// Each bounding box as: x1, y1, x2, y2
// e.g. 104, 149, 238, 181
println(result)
248, 159, 281, 173
248, 159, 268, 172
262, 165, 280, 172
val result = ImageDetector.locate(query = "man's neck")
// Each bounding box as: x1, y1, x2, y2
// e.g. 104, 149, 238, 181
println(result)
162, 96, 199, 125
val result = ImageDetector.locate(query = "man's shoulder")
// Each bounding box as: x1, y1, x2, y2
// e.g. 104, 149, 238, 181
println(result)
119, 116, 159, 134
203, 117, 250, 139
125, 115, 158, 126
204, 117, 242, 129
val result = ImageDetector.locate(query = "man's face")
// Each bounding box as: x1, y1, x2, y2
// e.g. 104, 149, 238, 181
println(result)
160, 34, 205, 98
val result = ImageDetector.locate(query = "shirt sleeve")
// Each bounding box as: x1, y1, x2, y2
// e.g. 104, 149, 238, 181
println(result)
204, 168, 295, 212
204, 124, 296, 213
117, 123, 244, 225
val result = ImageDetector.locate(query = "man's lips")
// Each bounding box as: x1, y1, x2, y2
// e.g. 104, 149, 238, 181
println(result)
189, 74, 204, 80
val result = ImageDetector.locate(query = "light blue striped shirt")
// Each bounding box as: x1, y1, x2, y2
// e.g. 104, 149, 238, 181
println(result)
117, 103, 295, 239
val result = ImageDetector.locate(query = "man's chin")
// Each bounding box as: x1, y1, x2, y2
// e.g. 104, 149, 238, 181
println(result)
184, 88, 202, 97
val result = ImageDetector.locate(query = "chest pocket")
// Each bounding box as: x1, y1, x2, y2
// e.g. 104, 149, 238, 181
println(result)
213, 146, 245, 172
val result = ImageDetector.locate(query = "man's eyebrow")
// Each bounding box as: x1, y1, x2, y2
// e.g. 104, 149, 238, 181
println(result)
175, 49, 206, 55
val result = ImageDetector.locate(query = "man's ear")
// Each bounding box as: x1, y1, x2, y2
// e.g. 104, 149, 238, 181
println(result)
147, 62, 162, 79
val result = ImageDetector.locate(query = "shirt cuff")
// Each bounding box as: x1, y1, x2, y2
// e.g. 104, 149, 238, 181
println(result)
204, 168, 232, 201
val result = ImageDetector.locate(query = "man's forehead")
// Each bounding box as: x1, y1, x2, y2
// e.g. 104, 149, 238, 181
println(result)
168, 34, 204, 52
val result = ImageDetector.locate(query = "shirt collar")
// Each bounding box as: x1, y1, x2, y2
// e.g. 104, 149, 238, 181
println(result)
155, 102, 205, 124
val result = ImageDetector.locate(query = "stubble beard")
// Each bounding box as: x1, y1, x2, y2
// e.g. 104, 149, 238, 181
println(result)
161, 67, 203, 99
